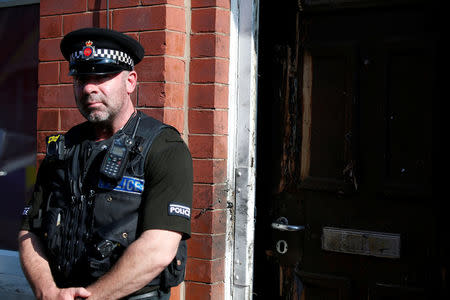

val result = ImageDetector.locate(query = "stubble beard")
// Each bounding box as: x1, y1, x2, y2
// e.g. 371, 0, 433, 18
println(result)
78, 94, 122, 124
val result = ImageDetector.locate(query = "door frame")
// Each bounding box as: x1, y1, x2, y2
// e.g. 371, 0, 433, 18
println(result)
227, 0, 260, 299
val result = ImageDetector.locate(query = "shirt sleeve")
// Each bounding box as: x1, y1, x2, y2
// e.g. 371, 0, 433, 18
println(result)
20, 159, 51, 232
140, 128, 193, 240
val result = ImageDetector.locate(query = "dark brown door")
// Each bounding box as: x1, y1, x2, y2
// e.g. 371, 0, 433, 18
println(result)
254, 2, 443, 300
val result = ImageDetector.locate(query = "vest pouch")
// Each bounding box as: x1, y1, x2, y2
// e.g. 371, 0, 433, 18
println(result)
160, 240, 187, 291
42, 207, 64, 258
88, 213, 138, 278
95, 213, 138, 247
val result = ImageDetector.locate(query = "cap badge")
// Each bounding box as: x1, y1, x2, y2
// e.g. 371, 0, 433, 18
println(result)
82, 40, 95, 59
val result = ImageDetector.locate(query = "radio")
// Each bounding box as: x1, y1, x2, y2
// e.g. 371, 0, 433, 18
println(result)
100, 135, 131, 181
100, 115, 141, 181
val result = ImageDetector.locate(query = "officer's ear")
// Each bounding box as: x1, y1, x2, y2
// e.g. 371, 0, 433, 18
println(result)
125, 70, 137, 94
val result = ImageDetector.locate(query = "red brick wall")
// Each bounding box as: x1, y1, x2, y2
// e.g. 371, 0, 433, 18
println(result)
38, 1, 230, 299
187, 2, 230, 299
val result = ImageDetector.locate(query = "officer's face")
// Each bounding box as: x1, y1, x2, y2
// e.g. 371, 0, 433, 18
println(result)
73, 71, 129, 123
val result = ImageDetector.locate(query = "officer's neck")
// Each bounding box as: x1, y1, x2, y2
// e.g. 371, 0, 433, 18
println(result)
92, 106, 136, 142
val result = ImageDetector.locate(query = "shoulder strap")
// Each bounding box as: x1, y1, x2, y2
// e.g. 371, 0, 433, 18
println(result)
125, 112, 178, 176
127, 111, 177, 141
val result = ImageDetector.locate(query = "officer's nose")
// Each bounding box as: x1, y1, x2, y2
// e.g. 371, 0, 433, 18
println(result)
83, 81, 98, 94
75, 76, 100, 94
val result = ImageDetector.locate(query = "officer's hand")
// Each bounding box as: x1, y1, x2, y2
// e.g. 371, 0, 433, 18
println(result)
42, 286, 91, 300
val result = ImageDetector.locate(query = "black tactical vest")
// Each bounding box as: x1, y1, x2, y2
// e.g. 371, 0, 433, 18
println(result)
39, 112, 187, 290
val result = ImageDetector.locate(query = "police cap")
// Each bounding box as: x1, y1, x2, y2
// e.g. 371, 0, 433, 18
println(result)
60, 27, 144, 76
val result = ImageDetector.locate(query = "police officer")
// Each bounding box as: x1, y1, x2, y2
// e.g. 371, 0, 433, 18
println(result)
18, 28, 192, 300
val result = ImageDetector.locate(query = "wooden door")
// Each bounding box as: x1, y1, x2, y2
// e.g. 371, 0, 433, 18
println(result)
254, 1, 443, 299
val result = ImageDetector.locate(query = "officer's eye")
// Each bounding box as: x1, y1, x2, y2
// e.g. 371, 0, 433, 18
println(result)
74, 74, 114, 85
74, 76, 89, 85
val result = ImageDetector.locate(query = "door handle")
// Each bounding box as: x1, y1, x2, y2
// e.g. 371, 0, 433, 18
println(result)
271, 217, 305, 232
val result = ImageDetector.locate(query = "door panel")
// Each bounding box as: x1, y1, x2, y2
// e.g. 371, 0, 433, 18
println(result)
299, 271, 351, 300
382, 42, 433, 194
301, 45, 355, 193
369, 283, 425, 300
254, 2, 441, 300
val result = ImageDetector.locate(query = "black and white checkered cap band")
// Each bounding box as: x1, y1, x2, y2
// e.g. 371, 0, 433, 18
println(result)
70, 48, 134, 68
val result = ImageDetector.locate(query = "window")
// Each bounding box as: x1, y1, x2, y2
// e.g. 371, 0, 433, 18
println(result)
0, 3, 39, 250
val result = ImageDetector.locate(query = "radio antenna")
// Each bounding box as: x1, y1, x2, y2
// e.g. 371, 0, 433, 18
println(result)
131, 115, 141, 139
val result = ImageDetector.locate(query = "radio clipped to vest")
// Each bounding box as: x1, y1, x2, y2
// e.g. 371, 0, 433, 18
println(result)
100, 115, 141, 181
100, 134, 132, 181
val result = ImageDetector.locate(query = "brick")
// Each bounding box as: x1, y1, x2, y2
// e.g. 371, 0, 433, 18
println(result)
192, 159, 226, 183
190, 59, 228, 84
185, 257, 224, 283
138, 108, 162, 123
165, 31, 186, 57
138, 82, 184, 108
142, 0, 184, 6
191, 0, 230, 9
125, 32, 140, 42
185, 282, 225, 300
38, 85, 75, 108
136, 57, 185, 83
165, 6, 185, 32
113, 6, 165, 31
189, 110, 227, 134
191, 209, 226, 234
191, 34, 229, 58
63, 12, 108, 34
164, 57, 185, 83
169, 283, 181, 300
140, 31, 185, 57
136, 57, 165, 82
138, 108, 184, 133
40, 16, 62, 38
41, 0, 86, 16
189, 84, 228, 109
39, 62, 59, 85
189, 135, 227, 159
37, 132, 48, 154
37, 109, 59, 131
213, 9, 230, 34
140, 31, 165, 55
162, 109, 184, 133
88, 0, 140, 11
60, 62, 72, 84
187, 233, 226, 259
191, 8, 230, 34
192, 184, 227, 209
60, 109, 86, 130
39, 38, 64, 61
114, 6, 184, 32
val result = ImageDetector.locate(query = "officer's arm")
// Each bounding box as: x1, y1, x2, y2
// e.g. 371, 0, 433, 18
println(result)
86, 228, 181, 300
18, 230, 91, 300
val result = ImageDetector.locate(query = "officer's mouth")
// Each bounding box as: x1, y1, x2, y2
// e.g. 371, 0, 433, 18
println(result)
81, 94, 104, 109
86, 102, 103, 109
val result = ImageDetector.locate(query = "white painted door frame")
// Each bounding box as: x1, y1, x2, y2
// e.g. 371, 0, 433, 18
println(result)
226, 1, 260, 299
